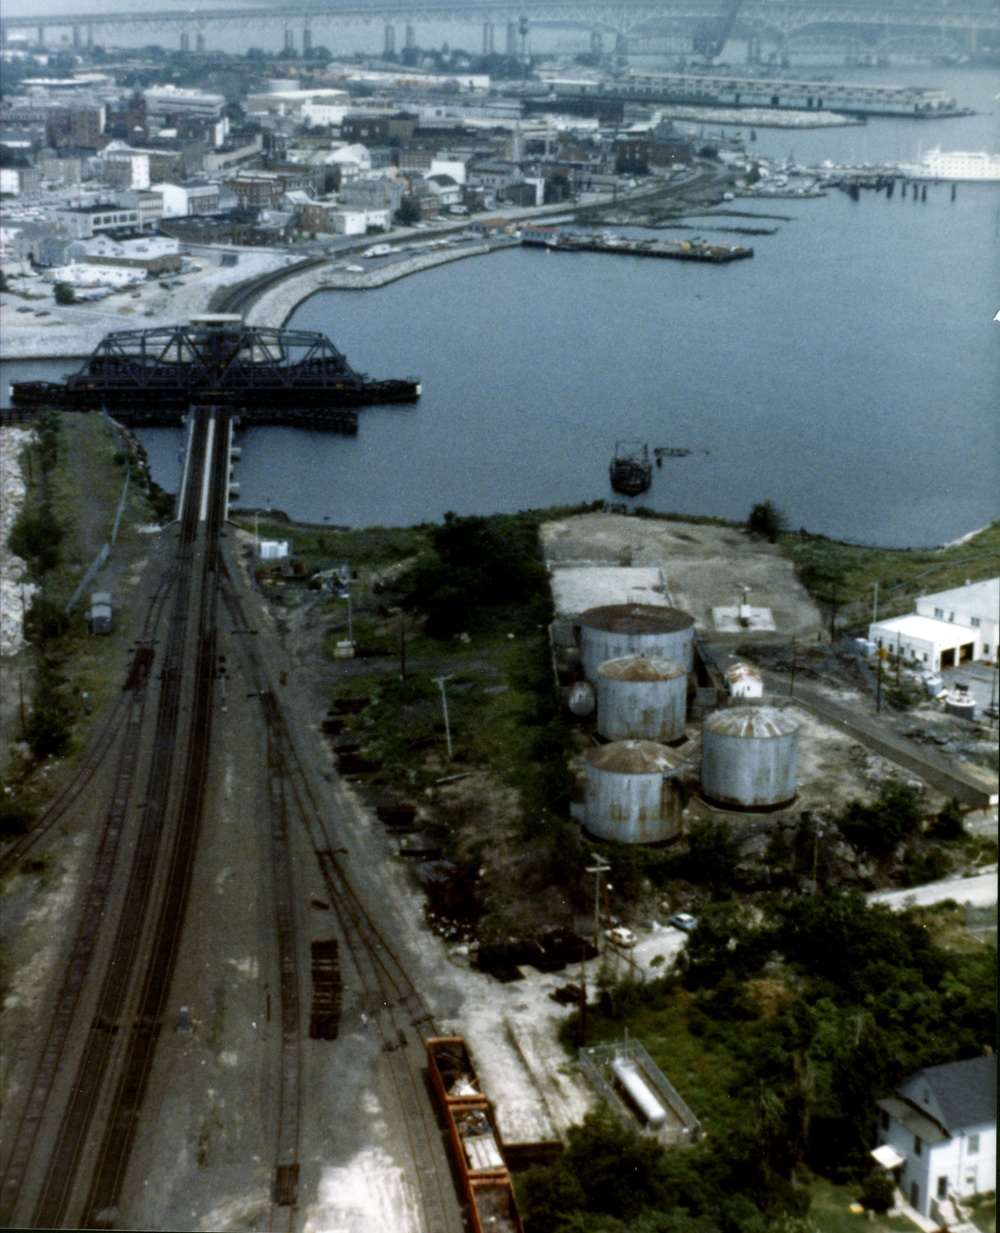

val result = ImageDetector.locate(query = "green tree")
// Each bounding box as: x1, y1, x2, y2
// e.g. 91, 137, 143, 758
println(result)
395, 195, 422, 226
747, 501, 787, 542
836, 781, 924, 855
930, 797, 964, 840
53, 282, 76, 305
686, 817, 741, 896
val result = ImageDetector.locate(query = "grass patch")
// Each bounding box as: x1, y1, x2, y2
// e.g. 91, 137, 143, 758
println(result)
809, 1177, 912, 1233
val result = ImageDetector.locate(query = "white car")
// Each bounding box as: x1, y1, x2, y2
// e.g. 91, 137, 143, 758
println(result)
604, 927, 637, 949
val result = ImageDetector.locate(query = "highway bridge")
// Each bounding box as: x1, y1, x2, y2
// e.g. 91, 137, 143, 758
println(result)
2, 0, 997, 59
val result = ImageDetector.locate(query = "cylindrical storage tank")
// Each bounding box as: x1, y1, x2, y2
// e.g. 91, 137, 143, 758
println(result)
579, 604, 695, 683
946, 695, 976, 720
702, 706, 799, 809
597, 655, 687, 743
567, 680, 596, 717
584, 740, 686, 844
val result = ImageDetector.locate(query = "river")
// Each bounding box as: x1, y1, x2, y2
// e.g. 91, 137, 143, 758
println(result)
3, 67, 997, 547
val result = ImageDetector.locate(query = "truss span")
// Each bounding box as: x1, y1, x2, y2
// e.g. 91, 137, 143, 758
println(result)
9, 320, 420, 428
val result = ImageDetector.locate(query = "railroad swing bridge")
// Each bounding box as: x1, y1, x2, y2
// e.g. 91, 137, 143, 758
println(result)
9, 316, 421, 431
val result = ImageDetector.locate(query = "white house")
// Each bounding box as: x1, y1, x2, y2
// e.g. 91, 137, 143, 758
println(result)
726, 662, 763, 698
868, 578, 999, 672
873, 1055, 996, 1221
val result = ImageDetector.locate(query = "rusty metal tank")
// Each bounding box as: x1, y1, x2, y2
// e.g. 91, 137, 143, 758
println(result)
579, 603, 695, 683
584, 740, 686, 844
701, 706, 799, 809
596, 655, 687, 743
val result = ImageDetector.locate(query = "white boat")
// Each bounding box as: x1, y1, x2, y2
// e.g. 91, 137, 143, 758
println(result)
898, 148, 1000, 181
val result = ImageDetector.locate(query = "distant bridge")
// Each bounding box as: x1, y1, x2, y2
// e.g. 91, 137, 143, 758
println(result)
2, 0, 997, 58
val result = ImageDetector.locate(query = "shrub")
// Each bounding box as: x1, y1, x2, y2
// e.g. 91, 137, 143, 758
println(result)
930, 797, 964, 841
861, 1173, 895, 1214
54, 281, 76, 305
8, 502, 65, 574
0, 798, 35, 840
837, 781, 924, 856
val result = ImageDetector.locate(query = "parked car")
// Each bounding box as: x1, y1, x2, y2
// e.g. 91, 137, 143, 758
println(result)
668, 913, 698, 933
604, 926, 637, 949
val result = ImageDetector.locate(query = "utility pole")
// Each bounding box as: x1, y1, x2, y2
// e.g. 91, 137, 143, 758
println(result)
872, 580, 878, 626
585, 857, 611, 954
876, 647, 885, 712
345, 577, 353, 646
433, 674, 453, 759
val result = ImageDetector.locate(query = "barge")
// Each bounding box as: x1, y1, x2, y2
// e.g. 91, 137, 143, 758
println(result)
610, 441, 653, 497
523, 229, 752, 263
8, 316, 420, 431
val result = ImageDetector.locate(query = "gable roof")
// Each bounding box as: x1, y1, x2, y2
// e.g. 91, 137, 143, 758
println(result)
897, 1056, 996, 1134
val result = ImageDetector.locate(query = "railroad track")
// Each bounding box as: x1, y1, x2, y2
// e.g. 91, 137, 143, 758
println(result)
0, 566, 176, 879
219, 566, 462, 1233
211, 256, 326, 317
0, 407, 228, 1230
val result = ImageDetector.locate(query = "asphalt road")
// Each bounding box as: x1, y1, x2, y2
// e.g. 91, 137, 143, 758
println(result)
869, 868, 998, 910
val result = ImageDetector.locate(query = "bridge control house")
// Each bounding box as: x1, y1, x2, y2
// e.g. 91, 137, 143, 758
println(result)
868, 578, 999, 672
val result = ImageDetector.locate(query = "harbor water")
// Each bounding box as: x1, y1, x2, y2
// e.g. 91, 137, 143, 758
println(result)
3, 69, 997, 547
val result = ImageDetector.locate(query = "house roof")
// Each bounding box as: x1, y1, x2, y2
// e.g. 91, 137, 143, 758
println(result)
877, 1097, 948, 1145
897, 1056, 997, 1135
920, 577, 999, 618
869, 614, 974, 646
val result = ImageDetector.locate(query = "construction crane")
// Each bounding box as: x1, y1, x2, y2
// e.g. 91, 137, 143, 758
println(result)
692, 0, 744, 62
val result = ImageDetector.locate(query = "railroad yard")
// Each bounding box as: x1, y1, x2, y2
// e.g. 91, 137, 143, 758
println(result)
1, 411, 997, 1233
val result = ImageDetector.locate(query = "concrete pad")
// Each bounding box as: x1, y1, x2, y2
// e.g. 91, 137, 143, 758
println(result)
712, 606, 776, 632
549, 566, 666, 618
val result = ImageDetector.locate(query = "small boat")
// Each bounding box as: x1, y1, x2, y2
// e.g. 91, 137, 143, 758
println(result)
609, 440, 652, 497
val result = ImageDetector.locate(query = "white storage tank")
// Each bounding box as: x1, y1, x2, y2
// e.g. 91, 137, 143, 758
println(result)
702, 706, 799, 809
597, 655, 687, 743
584, 740, 686, 844
579, 603, 695, 683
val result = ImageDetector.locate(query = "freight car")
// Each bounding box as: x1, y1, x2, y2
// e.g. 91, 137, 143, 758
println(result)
427, 1037, 524, 1233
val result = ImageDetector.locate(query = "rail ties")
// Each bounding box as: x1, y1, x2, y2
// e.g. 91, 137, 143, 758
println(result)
309, 940, 343, 1041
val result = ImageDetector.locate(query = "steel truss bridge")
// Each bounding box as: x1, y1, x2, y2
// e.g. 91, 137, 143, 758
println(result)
9, 321, 420, 428
2, 0, 997, 59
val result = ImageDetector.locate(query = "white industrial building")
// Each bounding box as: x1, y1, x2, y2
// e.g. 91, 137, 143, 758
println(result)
873, 1055, 996, 1221
868, 578, 999, 672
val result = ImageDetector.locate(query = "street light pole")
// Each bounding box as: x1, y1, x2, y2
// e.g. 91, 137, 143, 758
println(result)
585, 858, 611, 954
433, 674, 453, 759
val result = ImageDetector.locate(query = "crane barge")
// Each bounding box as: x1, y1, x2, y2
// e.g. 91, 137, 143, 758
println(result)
9, 315, 420, 431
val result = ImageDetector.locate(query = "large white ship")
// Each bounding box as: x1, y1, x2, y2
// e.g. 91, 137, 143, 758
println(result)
899, 148, 1000, 181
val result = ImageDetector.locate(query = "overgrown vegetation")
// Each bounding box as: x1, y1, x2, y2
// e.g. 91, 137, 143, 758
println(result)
781, 520, 1000, 635
237, 505, 592, 939
3, 413, 165, 791
530, 893, 995, 1232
